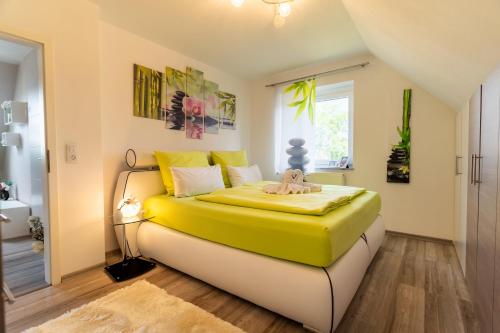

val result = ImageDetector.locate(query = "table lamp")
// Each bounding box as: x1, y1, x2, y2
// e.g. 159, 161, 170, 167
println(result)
105, 196, 155, 282
117, 197, 142, 221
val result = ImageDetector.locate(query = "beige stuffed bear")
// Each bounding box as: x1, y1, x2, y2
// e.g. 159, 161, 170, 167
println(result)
263, 169, 322, 195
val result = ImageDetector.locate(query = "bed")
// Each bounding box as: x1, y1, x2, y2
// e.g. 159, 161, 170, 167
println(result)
113, 168, 385, 333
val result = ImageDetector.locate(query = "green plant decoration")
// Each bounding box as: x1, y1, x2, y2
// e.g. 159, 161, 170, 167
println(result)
133, 64, 163, 120
387, 89, 412, 183
165, 67, 187, 91
283, 78, 317, 123
215, 91, 236, 126
395, 89, 412, 162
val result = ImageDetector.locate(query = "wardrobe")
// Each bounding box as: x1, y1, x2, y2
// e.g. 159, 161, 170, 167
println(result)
466, 64, 500, 333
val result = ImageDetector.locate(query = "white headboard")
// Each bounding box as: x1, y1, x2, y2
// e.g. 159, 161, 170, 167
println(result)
113, 148, 213, 256
124, 149, 213, 169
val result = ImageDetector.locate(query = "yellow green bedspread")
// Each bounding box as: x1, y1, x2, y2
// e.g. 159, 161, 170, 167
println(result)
196, 181, 366, 215
143, 187, 381, 267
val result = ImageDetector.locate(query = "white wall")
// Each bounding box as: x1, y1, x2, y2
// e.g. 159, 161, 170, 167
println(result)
6, 48, 38, 205
454, 103, 469, 273
0, 0, 104, 276
0, 61, 18, 176
10, 47, 48, 225
251, 55, 456, 239
99, 22, 252, 251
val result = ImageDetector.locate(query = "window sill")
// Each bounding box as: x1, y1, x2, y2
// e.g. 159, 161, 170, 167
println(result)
313, 167, 355, 172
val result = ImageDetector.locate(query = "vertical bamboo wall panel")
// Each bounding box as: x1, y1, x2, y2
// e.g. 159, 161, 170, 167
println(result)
133, 64, 162, 120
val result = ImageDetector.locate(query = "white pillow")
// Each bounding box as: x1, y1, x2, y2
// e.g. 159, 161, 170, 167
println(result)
227, 164, 263, 187
170, 165, 225, 198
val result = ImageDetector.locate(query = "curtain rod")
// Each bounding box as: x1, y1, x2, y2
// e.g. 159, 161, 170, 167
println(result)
265, 62, 370, 88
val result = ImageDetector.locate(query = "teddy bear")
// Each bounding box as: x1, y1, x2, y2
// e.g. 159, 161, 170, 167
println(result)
263, 169, 322, 195
28, 216, 44, 253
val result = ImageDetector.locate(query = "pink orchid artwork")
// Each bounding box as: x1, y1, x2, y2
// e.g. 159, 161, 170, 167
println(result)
135, 64, 236, 138
185, 96, 205, 139
184, 97, 205, 117
186, 122, 203, 140
185, 67, 205, 139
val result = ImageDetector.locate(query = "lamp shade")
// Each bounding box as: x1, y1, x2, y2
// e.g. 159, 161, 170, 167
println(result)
117, 197, 142, 219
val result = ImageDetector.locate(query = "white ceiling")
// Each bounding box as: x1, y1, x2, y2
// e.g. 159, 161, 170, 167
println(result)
91, 0, 500, 109
0, 39, 33, 64
90, 0, 368, 79
342, 0, 500, 109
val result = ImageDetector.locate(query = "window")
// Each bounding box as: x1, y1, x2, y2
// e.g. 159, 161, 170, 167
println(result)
274, 80, 353, 174
314, 81, 353, 169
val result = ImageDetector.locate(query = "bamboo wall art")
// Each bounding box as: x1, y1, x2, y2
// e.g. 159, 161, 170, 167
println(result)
133, 64, 163, 120
185, 67, 205, 140
133, 63, 236, 139
165, 67, 187, 130
387, 89, 412, 183
217, 91, 236, 130
204, 80, 220, 134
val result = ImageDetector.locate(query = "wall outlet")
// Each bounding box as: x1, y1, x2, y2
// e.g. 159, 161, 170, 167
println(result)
66, 143, 78, 163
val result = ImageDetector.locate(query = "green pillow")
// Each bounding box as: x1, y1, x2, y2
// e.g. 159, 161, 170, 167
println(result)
211, 150, 248, 187
155, 151, 210, 195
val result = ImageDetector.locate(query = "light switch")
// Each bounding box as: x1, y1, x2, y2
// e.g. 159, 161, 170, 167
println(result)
66, 143, 78, 163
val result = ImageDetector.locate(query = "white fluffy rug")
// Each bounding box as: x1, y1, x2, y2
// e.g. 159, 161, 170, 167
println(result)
25, 280, 245, 333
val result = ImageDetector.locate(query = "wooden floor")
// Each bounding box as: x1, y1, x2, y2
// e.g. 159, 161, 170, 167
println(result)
3, 237, 48, 297
5, 234, 478, 332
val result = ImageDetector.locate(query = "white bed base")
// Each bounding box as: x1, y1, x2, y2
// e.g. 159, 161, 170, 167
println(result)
113, 170, 385, 332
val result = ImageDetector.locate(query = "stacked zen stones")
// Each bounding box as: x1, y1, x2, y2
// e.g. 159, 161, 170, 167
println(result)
166, 90, 186, 130
287, 138, 309, 171
386, 147, 409, 183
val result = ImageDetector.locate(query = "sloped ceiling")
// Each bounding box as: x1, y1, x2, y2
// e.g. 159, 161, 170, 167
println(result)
91, 0, 500, 109
342, 0, 500, 109
90, 0, 367, 79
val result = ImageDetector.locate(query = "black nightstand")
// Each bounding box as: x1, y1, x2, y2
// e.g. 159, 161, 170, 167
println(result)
105, 217, 156, 282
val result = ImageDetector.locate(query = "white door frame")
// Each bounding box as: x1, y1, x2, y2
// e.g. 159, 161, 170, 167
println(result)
0, 27, 62, 285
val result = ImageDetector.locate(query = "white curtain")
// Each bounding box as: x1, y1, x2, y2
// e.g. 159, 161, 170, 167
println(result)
274, 86, 315, 174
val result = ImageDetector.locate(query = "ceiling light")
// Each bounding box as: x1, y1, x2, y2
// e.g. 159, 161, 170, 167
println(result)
231, 0, 245, 7
278, 2, 291, 17
231, 0, 293, 27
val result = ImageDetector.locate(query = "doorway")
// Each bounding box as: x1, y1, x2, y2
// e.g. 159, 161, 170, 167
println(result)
0, 35, 51, 297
